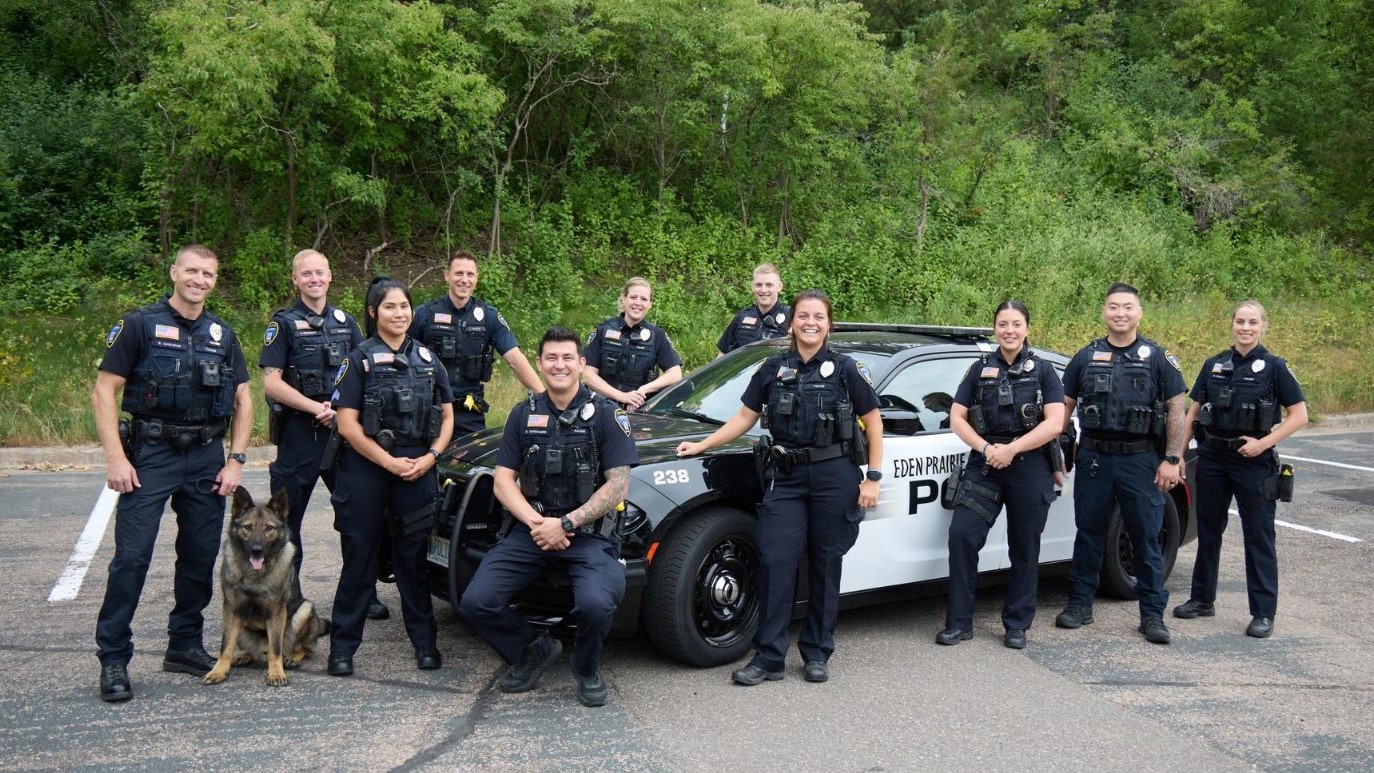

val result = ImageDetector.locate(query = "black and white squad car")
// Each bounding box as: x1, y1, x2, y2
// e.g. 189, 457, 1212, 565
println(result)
426, 323, 1198, 667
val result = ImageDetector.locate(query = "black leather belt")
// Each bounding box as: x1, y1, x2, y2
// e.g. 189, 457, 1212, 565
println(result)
1201, 434, 1247, 451
134, 419, 226, 449
1081, 436, 1154, 455
773, 443, 848, 465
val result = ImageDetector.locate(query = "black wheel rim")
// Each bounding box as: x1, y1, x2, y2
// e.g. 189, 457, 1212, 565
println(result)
692, 535, 759, 648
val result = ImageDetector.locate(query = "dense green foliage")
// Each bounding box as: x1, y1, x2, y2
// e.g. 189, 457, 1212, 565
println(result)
2, 1, 1371, 442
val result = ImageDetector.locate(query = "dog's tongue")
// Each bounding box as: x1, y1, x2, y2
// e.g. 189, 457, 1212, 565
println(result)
250, 557, 265, 571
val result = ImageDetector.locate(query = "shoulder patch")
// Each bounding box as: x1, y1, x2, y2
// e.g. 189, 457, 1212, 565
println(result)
263, 321, 280, 347
105, 321, 124, 348
855, 361, 874, 387
1166, 353, 1182, 372
615, 408, 632, 437
333, 359, 349, 386
497, 311, 509, 328
586, 329, 597, 346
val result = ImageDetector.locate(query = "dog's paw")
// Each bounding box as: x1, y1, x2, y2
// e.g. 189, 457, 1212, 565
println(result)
266, 669, 289, 687
284, 652, 305, 670
203, 669, 229, 685
232, 652, 254, 666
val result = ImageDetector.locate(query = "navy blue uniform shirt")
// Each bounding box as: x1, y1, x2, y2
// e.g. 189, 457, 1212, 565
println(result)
332, 337, 455, 411
258, 298, 362, 371
741, 347, 880, 417
100, 297, 248, 388
953, 347, 1066, 409
584, 316, 683, 374
494, 387, 639, 472
1189, 344, 1304, 408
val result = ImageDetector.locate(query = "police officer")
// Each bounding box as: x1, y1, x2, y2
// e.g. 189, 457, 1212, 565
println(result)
1056, 283, 1187, 645
679, 290, 883, 685
327, 278, 454, 676
938, 300, 1066, 650
459, 327, 637, 707
1173, 300, 1307, 638
583, 276, 683, 410
259, 250, 390, 620
410, 250, 543, 437
716, 263, 791, 357
91, 245, 252, 702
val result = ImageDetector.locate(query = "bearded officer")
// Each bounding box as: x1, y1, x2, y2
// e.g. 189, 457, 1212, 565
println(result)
92, 244, 252, 702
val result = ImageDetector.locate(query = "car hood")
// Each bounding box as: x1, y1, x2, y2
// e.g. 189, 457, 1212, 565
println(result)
440, 412, 747, 471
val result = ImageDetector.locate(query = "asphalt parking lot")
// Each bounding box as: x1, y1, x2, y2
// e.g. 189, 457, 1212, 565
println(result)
1, 424, 1370, 772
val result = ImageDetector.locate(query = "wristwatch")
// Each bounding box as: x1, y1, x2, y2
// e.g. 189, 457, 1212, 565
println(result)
559, 515, 576, 533
1164, 455, 1181, 465
228, 452, 247, 465
865, 469, 883, 482
427, 449, 442, 461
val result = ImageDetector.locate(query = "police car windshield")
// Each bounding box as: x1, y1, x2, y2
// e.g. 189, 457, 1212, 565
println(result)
645, 344, 885, 425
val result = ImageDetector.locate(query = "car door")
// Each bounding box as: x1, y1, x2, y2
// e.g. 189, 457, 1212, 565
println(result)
840, 351, 1004, 593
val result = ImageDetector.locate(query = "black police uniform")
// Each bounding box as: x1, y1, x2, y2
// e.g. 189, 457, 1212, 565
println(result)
945, 347, 1065, 633
1062, 336, 1186, 621
717, 303, 792, 354
410, 295, 521, 436
459, 387, 638, 677
95, 297, 248, 666
259, 300, 362, 571
328, 336, 453, 658
741, 347, 879, 672
1186, 344, 1303, 619
584, 315, 682, 396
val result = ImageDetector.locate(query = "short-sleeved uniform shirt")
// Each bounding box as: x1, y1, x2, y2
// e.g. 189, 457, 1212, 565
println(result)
952, 346, 1066, 415
494, 387, 639, 475
411, 296, 519, 358
740, 347, 881, 444
1190, 344, 1304, 413
717, 303, 792, 354
1062, 335, 1186, 441
331, 336, 455, 417
258, 298, 363, 401
101, 297, 249, 395
584, 315, 683, 387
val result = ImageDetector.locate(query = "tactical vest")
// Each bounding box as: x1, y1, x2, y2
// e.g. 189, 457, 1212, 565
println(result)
277, 305, 354, 400
419, 298, 494, 394
1196, 350, 1281, 435
968, 351, 1045, 439
595, 318, 659, 392
1075, 338, 1165, 437
121, 305, 237, 423
357, 338, 444, 442
728, 304, 790, 350
518, 390, 605, 513
761, 350, 855, 449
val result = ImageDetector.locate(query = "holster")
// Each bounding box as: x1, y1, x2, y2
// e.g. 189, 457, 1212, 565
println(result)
848, 417, 868, 465
267, 399, 285, 445
391, 499, 438, 538
951, 463, 1003, 525
319, 426, 342, 472
753, 435, 774, 487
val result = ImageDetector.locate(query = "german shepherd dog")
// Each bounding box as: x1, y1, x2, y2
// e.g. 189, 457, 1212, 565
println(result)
203, 488, 329, 687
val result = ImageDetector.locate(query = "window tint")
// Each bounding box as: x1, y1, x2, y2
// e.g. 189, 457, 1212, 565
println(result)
877, 355, 979, 435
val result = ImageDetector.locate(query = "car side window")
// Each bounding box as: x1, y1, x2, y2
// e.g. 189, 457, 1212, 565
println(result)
877, 355, 979, 436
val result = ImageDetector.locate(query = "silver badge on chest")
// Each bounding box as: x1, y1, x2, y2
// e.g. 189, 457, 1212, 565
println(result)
473, 306, 485, 322
418, 346, 433, 363
640, 328, 651, 341
209, 322, 223, 343
820, 361, 835, 378
1252, 359, 1265, 373
333, 308, 346, 323
776, 312, 786, 325
580, 402, 596, 421
1137, 345, 1151, 358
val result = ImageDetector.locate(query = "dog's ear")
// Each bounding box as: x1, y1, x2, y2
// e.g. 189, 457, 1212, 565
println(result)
268, 487, 290, 518
232, 487, 254, 515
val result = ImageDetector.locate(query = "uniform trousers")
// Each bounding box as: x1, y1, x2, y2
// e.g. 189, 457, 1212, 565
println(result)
945, 451, 1054, 631
1189, 446, 1279, 617
1066, 448, 1169, 619
451, 401, 486, 438
329, 445, 438, 656
96, 438, 225, 664
460, 523, 625, 677
268, 411, 333, 572
751, 455, 862, 672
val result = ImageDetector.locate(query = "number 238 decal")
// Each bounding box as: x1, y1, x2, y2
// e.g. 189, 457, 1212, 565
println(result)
652, 469, 690, 485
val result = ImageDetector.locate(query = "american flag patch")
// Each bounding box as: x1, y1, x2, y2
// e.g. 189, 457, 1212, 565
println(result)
1092, 351, 1113, 362
434, 313, 452, 324
294, 319, 311, 330
742, 316, 757, 325
604, 329, 621, 340
1212, 362, 1226, 373
371, 352, 395, 365
154, 324, 179, 340
527, 414, 549, 428
980, 367, 1000, 378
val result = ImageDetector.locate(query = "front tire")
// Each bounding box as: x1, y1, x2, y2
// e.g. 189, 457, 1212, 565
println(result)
641, 507, 760, 667
1100, 495, 1182, 599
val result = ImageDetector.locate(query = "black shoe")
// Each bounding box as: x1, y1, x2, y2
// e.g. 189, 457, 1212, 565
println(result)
415, 649, 442, 670
366, 599, 391, 621
803, 661, 829, 683
1246, 616, 1274, 638
1055, 605, 1094, 629
498, 635, 562, 693
162, 646, 216, 677
99, 663, 133, 703
1139, 617, 1172, 644
327, 653, 354, 676
1004, 629, 1027, 649
1173, 599, 1216, 619
573, 668, 609, 707
730, 663, 784, 686
935, 627, 973, 646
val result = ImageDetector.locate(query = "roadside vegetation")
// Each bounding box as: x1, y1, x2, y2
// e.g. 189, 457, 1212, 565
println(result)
2, 1, 1370, 445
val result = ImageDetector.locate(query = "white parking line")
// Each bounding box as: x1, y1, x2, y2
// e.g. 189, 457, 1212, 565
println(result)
1228, 508, 1363, 544
1280, 454, 1374, 473
48, 486, 118, 603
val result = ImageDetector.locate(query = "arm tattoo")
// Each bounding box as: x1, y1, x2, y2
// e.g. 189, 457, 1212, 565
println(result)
1164, 393, 1186, 457
569, 466, 630, 528
263, 367, 283, 376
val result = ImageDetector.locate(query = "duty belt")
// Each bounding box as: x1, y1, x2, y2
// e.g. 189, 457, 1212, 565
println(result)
769, 442, 848, 474
535, 504, 619, 539
1080, 436, 1154, 455
134, 419, 227, 450
1200, 432, 1247, 451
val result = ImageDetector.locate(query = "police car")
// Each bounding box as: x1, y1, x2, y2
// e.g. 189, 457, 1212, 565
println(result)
427, 324, 1198, 667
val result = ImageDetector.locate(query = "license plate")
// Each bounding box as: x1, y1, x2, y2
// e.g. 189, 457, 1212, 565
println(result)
427, 536, 450, 568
